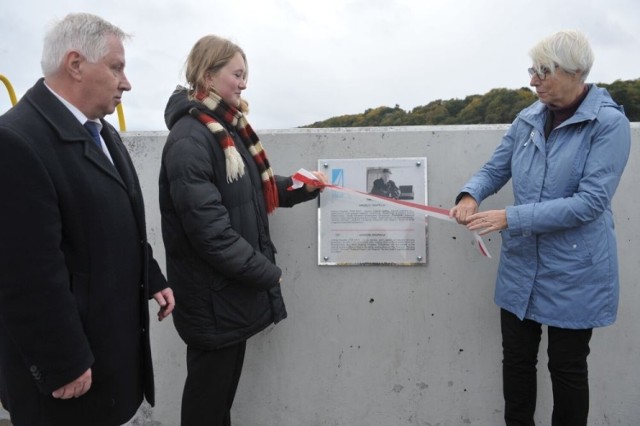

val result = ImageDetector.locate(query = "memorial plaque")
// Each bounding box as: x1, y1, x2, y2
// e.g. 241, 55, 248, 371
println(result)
318, 157, 428, 265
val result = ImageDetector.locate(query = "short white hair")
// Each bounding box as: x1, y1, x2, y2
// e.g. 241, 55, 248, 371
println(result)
41, 13, 130, 77
529, 29, 594, 83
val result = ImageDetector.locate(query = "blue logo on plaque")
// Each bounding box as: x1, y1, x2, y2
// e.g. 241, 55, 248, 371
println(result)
332, 169, 344, 186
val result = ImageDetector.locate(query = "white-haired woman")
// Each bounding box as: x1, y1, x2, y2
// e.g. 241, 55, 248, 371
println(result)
450, 30, 630, 425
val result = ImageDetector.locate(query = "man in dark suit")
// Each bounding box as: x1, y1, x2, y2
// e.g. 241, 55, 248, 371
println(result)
0, 13, 174, 426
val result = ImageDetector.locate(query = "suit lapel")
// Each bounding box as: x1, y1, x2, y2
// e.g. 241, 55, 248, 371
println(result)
100, 125, 132, 190
83, 137, 127, 190
101, 125, 146, 234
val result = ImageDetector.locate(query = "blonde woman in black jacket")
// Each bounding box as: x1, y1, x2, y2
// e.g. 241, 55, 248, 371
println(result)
159, 35, 326, 426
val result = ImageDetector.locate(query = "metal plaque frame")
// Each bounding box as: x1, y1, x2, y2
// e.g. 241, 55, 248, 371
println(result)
317, 157, 428, 266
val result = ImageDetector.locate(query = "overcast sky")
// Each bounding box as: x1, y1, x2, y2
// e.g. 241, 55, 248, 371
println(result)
1, 0, 639, 131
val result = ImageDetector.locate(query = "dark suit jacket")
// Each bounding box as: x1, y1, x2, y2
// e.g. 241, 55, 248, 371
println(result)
0, 79, 168, 426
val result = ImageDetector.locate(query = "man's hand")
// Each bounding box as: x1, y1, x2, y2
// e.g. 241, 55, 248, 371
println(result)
153, 287, 175, 321
52, 368, 92, 399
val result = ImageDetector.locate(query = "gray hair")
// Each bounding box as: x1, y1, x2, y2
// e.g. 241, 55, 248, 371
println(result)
529, 29, 594, 82
41, 13, 130, 77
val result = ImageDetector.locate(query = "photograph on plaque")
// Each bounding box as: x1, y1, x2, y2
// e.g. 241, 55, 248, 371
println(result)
318, 157, 428, 266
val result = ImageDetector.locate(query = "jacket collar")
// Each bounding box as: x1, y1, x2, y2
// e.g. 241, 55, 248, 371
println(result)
518, 84, 618, 131
25, 78, 127, 189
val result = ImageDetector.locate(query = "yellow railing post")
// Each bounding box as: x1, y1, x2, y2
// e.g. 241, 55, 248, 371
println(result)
0, 74, 18, 106
116, 103, 127, 132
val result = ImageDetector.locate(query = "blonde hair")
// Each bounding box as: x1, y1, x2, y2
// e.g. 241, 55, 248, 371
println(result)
184, 35, 249, 112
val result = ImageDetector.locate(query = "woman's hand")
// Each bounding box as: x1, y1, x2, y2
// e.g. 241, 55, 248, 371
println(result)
466, 209, 508, 236
449, 194, 479, 225
304, 170, 328, 192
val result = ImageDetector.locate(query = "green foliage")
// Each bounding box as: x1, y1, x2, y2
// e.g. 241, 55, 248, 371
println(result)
599, 79, 640, 122
302, 79, 639, 127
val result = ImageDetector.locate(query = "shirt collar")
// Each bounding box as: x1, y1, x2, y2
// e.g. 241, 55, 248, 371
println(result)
43, 81, 103, 132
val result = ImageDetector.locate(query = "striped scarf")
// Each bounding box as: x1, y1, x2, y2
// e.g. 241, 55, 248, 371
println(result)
189, 90, 279, 214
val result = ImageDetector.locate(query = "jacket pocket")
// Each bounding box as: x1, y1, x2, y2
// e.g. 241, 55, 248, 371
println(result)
544, 228, 593, 266
211, 284, 268, 330
539, 226, 610, 285
501, 230, 527, 256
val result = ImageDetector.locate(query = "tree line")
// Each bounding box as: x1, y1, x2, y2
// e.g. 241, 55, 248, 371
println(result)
302, 78, 640, 128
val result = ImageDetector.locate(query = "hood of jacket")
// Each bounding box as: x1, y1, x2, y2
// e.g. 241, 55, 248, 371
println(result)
164, 87, 200, 131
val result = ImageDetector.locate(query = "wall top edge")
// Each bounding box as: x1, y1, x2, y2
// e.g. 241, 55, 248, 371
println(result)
122, 122, 640, 136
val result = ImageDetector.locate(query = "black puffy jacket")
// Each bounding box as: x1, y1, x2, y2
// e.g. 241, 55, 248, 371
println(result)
159, 89, 317, 349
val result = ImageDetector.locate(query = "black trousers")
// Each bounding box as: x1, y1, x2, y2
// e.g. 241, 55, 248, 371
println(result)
181, 341, 247, 426
500, 309, 593, 426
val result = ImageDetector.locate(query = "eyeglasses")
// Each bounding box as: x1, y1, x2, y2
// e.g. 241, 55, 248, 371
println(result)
528, 65, 551, 81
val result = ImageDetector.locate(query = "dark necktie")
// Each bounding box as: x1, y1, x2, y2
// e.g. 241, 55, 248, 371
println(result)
84, 121, 102, 149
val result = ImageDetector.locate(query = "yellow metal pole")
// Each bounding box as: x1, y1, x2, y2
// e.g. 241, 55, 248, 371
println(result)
116, 103, 127, 132
0, 74, 18, 106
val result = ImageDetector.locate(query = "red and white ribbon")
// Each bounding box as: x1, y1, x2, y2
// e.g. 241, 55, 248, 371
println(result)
290, 168, 491, 258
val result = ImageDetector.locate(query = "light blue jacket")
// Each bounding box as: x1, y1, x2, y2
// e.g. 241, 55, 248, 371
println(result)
460, 84, 630, 328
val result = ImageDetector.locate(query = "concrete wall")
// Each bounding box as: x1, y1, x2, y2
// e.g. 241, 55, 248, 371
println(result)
2, 125, 639, 425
